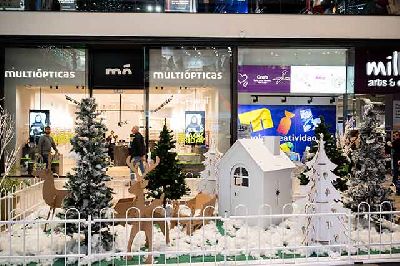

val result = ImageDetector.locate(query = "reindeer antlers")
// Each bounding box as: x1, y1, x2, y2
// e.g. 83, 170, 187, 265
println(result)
126, 156, 160, 181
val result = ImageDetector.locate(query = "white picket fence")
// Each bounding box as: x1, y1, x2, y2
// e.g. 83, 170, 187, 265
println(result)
0, 201, 400, 265
1, 181, 400, 265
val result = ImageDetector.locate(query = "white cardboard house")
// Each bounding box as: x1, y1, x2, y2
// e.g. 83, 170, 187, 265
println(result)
218, 137, 295, 227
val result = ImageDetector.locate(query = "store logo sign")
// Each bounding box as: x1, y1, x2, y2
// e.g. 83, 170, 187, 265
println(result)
105, 64, 132, 76
153, 71, 223, 80
4, 69, 76, 79
366, 51, 400, 87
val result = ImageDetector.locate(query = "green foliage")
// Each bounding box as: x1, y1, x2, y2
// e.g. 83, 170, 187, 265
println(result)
299, 116, 350, 191
0, 178, 30, 197
61, 98, 113, 249
145, 124, 189, 206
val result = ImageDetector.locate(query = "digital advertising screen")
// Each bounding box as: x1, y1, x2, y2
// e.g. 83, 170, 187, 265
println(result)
238, 105, 336, 156
290, 66, 347, 94
185, 111, 206, 145
29, 110, 50, 143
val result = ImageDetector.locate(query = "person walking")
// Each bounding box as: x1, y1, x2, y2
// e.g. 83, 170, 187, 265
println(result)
129, 126, 146, 180
38, 126, 58, 169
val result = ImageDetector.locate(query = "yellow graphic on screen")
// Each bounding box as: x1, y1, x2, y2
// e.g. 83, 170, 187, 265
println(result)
280, 142, 294, 153
238, 108, 274, 132
277, 110, 295, 135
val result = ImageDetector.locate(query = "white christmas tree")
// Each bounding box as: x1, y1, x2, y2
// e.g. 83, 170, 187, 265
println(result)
198, 139, 222, 194
62, 97, 113, 250
303, 133, 348, 245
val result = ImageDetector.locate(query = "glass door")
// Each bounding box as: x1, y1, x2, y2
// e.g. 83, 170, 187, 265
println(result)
92, 89, 146, 174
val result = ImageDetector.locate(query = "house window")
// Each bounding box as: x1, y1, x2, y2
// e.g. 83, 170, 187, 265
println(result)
233, 166, 249, 187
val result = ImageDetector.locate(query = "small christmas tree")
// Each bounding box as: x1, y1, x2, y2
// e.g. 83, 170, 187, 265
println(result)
299, 116, 350, 191
62, 98, 113, 249
303, 134, 347, 245
343, 102, 393, 213
198, 139, 222, 194
145, 123, 189, 206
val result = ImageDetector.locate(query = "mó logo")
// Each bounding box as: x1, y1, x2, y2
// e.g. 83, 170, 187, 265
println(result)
105, 64, 132, 76
366, 51, 400, 76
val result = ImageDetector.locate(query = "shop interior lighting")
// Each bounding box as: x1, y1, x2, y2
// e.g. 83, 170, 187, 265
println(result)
330, 97, 336, 104
281, 97, 287, 103
146, 5, 153, 12
308, 97, 313, 104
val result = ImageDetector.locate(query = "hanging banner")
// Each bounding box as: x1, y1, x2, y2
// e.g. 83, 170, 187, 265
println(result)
238, 105, 336, 156
237, 65, 291, 93
185, 111, 206, 145
91, 49, 145, 89
355, 48, 400, 94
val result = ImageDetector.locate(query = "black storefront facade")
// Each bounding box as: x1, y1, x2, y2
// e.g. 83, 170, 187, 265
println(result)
0, 38, 399, 176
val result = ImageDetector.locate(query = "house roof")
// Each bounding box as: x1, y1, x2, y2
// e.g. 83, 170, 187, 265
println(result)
222, 138, 296, 173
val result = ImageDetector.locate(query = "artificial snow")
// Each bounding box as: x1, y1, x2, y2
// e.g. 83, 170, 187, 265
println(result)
2, 197, 400, 265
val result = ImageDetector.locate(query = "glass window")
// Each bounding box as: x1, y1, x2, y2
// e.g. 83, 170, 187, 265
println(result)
4, 47, 87, 176
233, 166, 249, 187
237, 48, 350, 160
149, 46, 231, 177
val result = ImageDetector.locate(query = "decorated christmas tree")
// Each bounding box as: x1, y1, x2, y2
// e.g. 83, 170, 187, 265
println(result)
303, 134, 347, 245
62, 98, 113, 249
343, 102, 393, 213
198, 139, 222, 195
299, 116, 350, 191
145, 123, 189, 206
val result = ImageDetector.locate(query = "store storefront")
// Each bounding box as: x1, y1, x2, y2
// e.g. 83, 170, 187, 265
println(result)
149, 46, 232, 176
3, 47, 87, 176
2, 43, 399, 178
236, 47, 350, 160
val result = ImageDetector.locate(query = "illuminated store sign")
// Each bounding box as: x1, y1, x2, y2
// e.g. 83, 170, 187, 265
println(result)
355, 48, 400, 93
92, 49, 144, 89
5, 69, 76, 79
238, 65, 290, 93
153, 71, 223, 80
366, 51, 400, 87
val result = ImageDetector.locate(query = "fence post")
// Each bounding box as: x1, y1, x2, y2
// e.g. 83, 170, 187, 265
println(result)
87, 215, 92, 266
223, 212, 228, 263
347, 209, 352, 264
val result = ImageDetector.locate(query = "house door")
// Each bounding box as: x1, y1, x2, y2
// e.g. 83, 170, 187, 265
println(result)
230, 165, 249, 213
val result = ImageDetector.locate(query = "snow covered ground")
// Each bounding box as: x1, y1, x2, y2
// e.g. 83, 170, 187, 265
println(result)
1, 199, 400, 265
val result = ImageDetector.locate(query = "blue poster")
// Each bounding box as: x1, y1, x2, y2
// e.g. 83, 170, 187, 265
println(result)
238, 105, 336, 158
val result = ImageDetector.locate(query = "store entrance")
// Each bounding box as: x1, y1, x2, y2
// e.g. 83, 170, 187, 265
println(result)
92, 89, 146, 178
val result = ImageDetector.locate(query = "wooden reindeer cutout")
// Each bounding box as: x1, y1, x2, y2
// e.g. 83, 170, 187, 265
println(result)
35, 166, 69, 230
115, 179, 170, 264
115, 156, 169, 264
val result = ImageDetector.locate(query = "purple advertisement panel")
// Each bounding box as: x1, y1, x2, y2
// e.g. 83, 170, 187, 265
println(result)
238, 65, 291, 93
